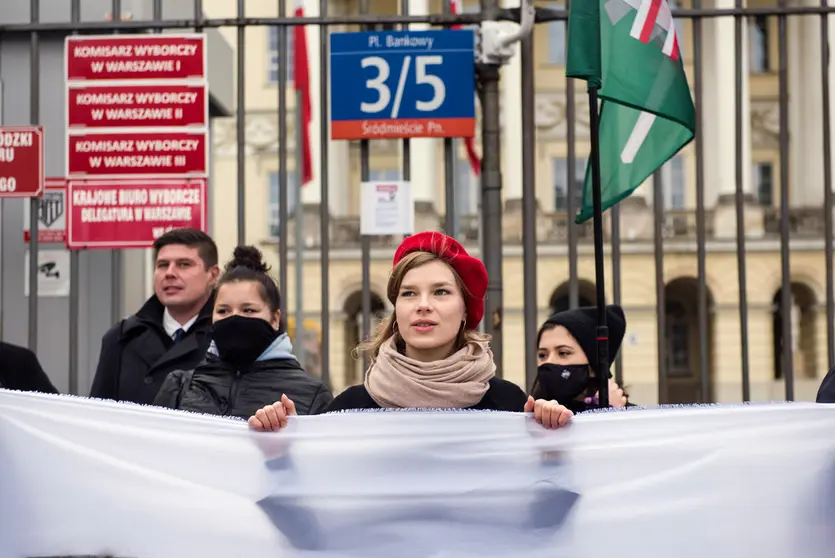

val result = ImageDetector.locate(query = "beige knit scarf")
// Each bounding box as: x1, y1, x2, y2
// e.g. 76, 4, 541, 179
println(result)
364, 336, 496, 409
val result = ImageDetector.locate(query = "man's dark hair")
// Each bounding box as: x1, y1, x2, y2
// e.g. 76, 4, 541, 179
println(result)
152, 228, 218, 269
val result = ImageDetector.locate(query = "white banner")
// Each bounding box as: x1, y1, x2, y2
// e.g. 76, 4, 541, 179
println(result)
1, 389, 834, 558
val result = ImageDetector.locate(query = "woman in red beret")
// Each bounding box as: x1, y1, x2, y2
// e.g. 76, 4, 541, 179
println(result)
248, 231, 574, 430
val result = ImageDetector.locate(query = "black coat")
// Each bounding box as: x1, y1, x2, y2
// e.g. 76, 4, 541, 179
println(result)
153, 355, 333, 419
817, 365, 835, 403
323, 378, 528, 413
89, 295, 215, 405
0, 341, 59, 394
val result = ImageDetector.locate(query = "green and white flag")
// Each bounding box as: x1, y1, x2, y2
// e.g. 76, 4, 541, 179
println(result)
566, 0, 696, 224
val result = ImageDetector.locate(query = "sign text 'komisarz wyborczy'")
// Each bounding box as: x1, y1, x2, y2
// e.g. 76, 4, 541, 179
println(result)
65, 35, 206, 81
67, 84, 208, 129
67, 132, 209, 177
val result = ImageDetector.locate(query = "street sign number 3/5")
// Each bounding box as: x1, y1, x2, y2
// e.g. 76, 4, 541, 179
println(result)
360, 55, 445, 117
329, 29, 476, 141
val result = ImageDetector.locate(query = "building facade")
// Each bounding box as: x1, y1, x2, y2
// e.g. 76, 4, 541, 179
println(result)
202, 0, 833, 405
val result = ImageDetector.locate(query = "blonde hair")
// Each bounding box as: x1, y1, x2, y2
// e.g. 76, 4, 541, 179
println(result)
354, 250, 490, 364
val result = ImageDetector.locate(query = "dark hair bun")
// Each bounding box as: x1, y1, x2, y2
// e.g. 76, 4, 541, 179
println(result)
226, 245, 269, 273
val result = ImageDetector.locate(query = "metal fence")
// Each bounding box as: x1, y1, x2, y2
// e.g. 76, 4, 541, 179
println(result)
1, 0, 833, 404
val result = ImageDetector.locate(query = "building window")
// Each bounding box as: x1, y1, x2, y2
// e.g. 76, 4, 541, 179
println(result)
661, 155, 686, 210
548, 2, 566, 65
666, 301, 691, 376
749, 16, 770, 73
368, 169, 401, 182
268, 27, 294, 84
268, 172, 298, 238
553, 157, 586, 211
753, 162, 774, 206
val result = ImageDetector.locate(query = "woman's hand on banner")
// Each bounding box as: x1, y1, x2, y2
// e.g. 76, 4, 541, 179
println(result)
249, 394, 297, 432
524, 396, 573, 429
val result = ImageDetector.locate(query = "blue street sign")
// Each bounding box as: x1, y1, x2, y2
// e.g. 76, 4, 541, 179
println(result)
329, 29, 476, 140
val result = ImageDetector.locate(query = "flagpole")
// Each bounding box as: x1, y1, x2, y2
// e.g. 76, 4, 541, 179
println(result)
586, 86, 609, 410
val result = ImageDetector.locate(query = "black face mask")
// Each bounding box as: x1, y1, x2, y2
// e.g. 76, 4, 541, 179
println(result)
535, 363, 597, 410
212, 315, 278, 368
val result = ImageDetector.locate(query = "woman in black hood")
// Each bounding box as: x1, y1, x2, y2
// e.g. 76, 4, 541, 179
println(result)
531, 304, 634, 413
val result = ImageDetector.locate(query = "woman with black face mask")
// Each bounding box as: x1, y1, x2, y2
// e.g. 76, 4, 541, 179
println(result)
153, 245, 333, 419
532, 304, 635, 414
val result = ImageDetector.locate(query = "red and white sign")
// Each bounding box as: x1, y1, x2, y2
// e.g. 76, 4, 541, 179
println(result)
67, 131, 208, 177
66, 178, 207, 249
24, 178, 67, 243
65, 34, 206, 81
64, 33, 210, 249
0, 126, 45, 198
67, 83, 208, 129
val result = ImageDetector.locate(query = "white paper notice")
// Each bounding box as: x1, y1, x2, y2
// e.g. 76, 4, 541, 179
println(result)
24, 249, 71, 297
360, 181, 414, 236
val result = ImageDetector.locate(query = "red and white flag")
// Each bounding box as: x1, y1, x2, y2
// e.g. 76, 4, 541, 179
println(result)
450, 0, 481, 176
294, 0, 313, 185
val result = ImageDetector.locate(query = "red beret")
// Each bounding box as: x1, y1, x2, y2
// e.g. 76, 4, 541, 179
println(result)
392, 232, 487, 330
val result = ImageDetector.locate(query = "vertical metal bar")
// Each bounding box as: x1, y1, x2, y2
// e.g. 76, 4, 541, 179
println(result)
193, 0, 201, 29
777, 0, 794, 400
693, 0, 710, 403
294, 87, 306, 369
565, 1, 578, 311
444, 142, 456, 236
319, 0, 331, 387
821, 0, 835, 370
653, 169, 667, 404
443, 0, 456, 236
611, 206, 623, 385
236, 0, 246, 244
400, 1, 412, 220
360, 0, 372, 374
479, 0, 504, 376
605, 0, 621, 387
27, 0, 40, 352
734, 0, 751, 402
154, 0, 163, 25
606, 0, 622, 383
521, 25, 538, 391
278, 0, 289, 329
0, 80, 4, 341
109, 0, 123, 326
67, 0, 81, 394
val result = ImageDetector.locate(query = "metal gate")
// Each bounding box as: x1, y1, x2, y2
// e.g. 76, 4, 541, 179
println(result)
0, 0, 833, 407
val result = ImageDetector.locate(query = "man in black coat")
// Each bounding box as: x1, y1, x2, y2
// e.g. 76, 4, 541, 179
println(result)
0, 341, 59, 394
89, 228, 220, 405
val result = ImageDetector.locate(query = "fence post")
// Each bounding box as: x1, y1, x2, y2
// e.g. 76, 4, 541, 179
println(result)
478, 0, 505, 377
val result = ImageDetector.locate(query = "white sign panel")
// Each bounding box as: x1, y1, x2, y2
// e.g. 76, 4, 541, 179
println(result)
360, 180, 414, 236
24, 249, 71, 297
23, 180, 67, 243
